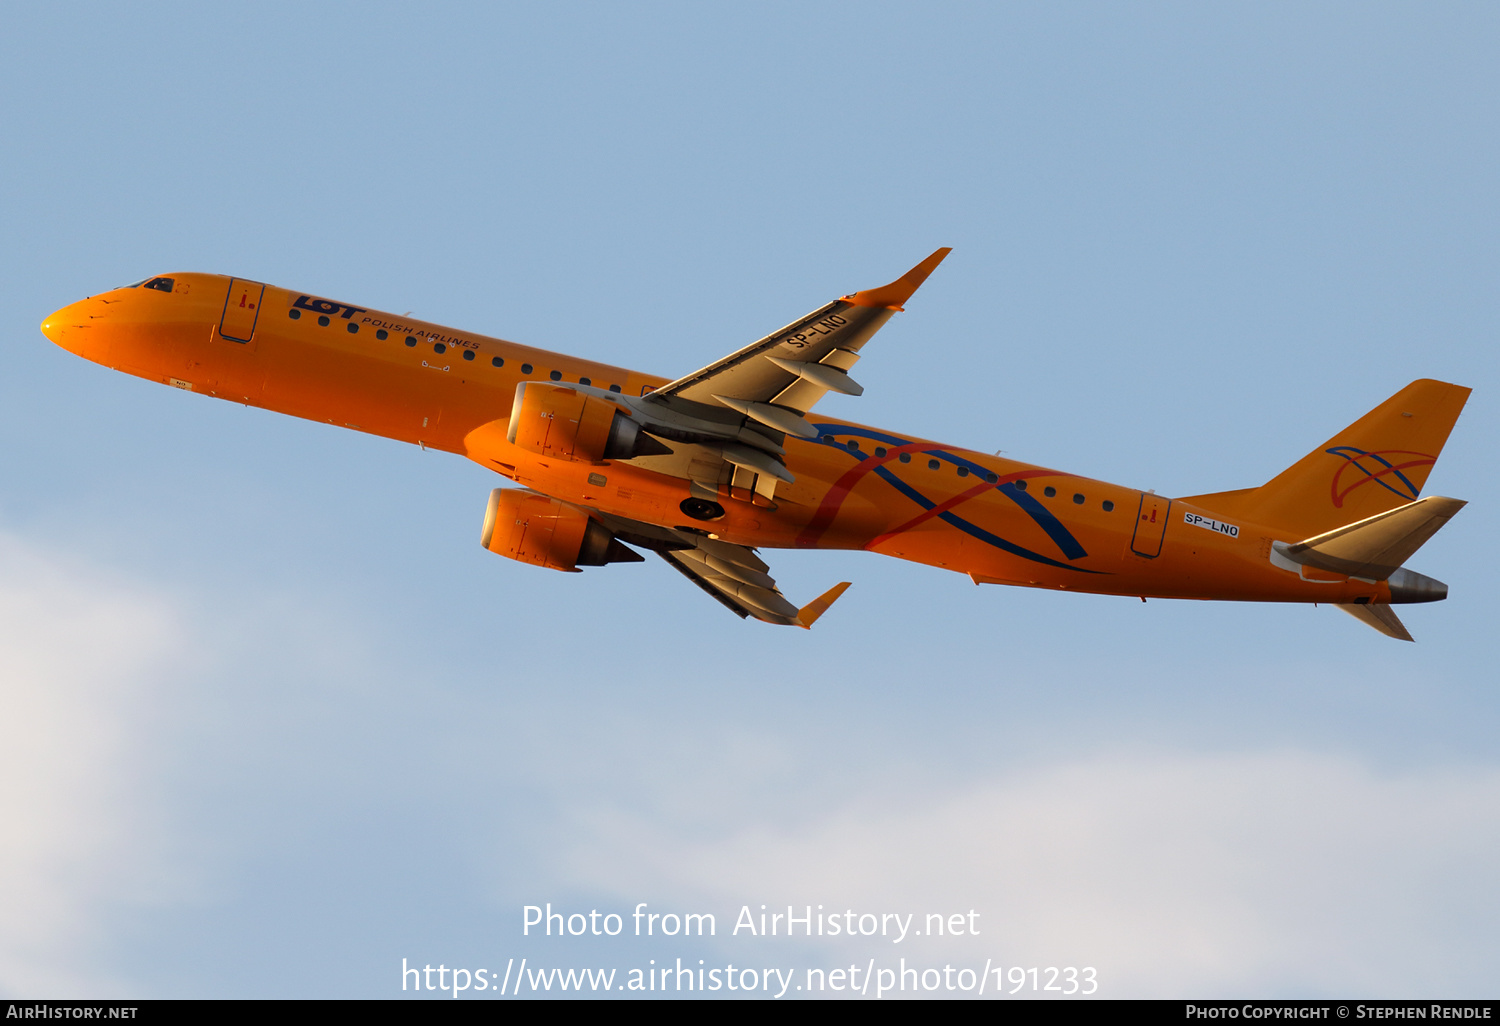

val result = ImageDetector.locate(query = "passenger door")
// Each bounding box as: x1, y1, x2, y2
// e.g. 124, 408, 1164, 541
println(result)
1131, 493, 1171, 558
218, 278, 265, 343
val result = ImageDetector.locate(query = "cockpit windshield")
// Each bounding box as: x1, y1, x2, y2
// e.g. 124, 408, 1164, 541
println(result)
121, 276, 176, 291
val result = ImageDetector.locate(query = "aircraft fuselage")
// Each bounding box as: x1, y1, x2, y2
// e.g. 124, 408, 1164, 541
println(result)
41, 272, 1407, 607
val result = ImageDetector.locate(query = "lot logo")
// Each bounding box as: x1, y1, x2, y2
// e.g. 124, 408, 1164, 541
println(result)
294, 295, 367, 319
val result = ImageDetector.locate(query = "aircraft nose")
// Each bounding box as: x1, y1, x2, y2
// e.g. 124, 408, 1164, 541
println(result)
40, 309, 65, 343
40, 298, 97, 354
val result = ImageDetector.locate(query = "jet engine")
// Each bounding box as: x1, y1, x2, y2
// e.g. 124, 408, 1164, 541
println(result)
507, 383, 666, 463
480, 487, 643, 572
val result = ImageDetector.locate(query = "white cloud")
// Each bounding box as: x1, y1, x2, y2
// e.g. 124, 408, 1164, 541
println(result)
567, 750, 1500, 997
2, 523, 1495, 1000
0, 532, 180, 995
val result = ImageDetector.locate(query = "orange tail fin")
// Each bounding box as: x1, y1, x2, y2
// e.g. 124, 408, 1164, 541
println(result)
1181, 379, 1471, 538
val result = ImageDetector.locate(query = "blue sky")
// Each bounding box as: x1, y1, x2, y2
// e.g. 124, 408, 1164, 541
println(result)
1, 2, 1496, 999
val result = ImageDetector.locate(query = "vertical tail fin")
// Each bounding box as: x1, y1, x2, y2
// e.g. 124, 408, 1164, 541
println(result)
1181, 379, 1470, 538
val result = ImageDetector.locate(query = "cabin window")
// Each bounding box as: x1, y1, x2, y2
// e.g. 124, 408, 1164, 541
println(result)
521, 363, 533, 374
579, 377, 591, 386
405, 337, 417, 347
847, 440, 860, 451
984, 472, 997, 483
1103, 500, 1115, 512
875, 447, 887, 457
899, 452, 911, 463
433, 342, 446, 354
928, 459, 940, 470
1015, 479, 1028, 491
288, 308, 301, 320
376, 329, 388, 340
958, 466, 969, 477
462, 349, 475, 361
1044, 486, 1056, 497
318, 315, 330, 327
347, 322, 358, 334
550, 370, 562, 381
609, 384, 621, 393
143, 277, 174, 293
1072, 493, 1084, 504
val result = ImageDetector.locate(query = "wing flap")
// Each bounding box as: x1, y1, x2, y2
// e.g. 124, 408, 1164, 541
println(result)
589, 510, 844, 626
658, 550, 801, 624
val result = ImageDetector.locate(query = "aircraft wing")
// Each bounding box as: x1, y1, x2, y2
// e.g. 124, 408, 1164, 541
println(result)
590, 511, 849, 627
650, 249, 951, 429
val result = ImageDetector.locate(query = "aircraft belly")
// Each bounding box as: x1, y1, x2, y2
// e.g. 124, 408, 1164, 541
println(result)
100, 323, 187, 382
1080, 515, 1385, 602
108, 320, 260, 407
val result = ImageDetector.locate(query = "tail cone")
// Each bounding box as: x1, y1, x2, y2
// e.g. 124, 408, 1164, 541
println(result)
1387, 567, 1448, 604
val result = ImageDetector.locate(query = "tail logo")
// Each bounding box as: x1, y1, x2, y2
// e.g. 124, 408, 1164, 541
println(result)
1326, 446, 1435, 507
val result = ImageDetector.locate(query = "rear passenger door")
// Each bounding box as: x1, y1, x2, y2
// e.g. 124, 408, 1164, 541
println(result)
1131, 493, 1171, 558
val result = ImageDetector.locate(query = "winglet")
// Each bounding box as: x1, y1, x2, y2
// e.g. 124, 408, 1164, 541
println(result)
844, 248, 952, 310
797, 581, 852, 628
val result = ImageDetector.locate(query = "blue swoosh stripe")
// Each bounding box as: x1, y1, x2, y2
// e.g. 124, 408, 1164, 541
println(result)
815, 424, 1093, 565
871, 466, 1102, 574
1326, 446, 1421, 500
996, 482, 1088, 560
936, 511, 1107, 575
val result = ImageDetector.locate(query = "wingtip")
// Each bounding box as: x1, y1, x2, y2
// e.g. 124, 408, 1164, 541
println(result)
797, 581, 853, 629
844, 248, 952, 310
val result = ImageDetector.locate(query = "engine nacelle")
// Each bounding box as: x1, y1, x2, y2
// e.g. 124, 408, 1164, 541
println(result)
508, 382, 652, 463
480, 488, 642, 572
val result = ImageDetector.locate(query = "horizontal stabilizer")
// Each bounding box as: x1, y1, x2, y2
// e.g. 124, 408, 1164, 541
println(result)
1337, 602, 1413, 642
1276, 495, 1466, 580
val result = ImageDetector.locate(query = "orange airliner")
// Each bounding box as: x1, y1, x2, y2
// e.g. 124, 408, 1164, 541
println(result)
41, 251, 1470, 638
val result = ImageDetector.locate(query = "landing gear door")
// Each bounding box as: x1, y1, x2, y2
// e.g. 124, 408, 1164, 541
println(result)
1131, 493, 1171, 558
219, 278, 265, 344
